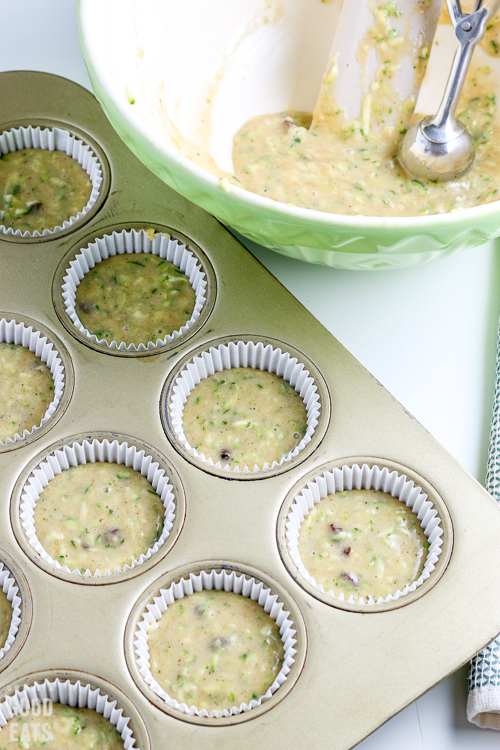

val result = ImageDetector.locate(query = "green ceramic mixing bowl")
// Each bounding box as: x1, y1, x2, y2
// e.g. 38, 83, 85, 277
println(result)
78, 0, 500, 270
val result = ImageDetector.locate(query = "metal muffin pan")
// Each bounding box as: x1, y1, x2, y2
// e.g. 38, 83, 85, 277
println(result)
1, 71, 500, 750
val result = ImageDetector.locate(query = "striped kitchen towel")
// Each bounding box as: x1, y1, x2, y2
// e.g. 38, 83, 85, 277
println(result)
468, 315, 500, 729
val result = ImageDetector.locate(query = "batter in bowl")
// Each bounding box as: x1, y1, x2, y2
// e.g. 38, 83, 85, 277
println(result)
182, 367, 308, 468
0, 343, 54, 443
33, 462, 164, 574
298, 488, 428, 600
0, 703, 124, 749
75, 253, 195, 346
232, 1, 500, 216
0, 149, 92, 232
148, 590, 284, 710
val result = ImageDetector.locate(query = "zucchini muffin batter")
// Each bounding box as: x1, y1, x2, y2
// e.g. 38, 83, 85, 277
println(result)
0, 148, 92, 233
33, 462, 164, 574
148, 590, 284, 710
232, 1, 500, 216
0, 588, 12, 652
0, 703, 124, 749
182, 367, 307, 468
298, 488, 428, 600
75, 253, 196, 346
0, 343, 54, 443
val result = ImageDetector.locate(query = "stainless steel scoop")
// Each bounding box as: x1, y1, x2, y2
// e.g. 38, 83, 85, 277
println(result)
398, 0, 492, 182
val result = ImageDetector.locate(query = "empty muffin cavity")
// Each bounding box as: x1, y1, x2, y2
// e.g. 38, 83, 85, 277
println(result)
0, 126, 102, 237
168, 340, 321, 473
0, 318, 65, 447
61, 228, 207, 352
19, 438, 176, 578
133, 568, 297, 718
285, 463, 444, 606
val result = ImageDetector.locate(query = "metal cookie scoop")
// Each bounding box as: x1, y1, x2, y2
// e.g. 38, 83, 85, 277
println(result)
398, 0, 491, 182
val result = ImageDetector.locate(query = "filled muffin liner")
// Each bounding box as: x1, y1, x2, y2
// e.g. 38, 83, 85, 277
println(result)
134, 568, 297, 718
169, 340, 321, 473
0, 318, 65, 446
286, 463, 444, 605
19, 438, 176, 578
0, 125, 103, 238
0, 563, 22, 663
0, 678, 136, 749
61, 228, 207, 352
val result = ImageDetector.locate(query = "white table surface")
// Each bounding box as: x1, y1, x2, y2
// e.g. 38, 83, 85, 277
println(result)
2, 2, 500, 747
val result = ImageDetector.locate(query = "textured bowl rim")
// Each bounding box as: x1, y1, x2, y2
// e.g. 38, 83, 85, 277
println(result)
78, 0, 500, 234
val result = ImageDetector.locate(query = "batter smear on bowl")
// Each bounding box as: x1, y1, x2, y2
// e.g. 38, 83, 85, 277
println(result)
0, 149, 92, 233
148, 590, 284, 711
75, 253, 195, 346
0, 703, 124, 749
33, 462, 164, 574
182, 367, 307, 468
298, 488, 428, 600
0, 343, 54, 443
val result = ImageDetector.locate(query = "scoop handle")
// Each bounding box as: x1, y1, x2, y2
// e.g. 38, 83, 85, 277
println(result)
423, 5, 488, 143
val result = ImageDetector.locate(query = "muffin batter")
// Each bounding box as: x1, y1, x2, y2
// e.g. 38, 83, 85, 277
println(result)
0, 588, 12, 651
34, 462, 164, 574
298, 488, 428, 600
0, 703, 124, 749
232, 0, 500, 216
148, 590, 284, 710
0, 343, 54, 443
0, 149, 92, 232
182, 367, 307, 468
75, 253, 196, 345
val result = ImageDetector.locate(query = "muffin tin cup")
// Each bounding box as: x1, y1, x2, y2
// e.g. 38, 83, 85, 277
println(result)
0, 563, 22, 665
16, 435, 183, 582
60, 227, 208, 353
167, 339, 322, 475
128, 564, 305, 722
0, 316, 68, 450
0, 125, 103, 238
0, 673, 146, 750
280, 460, 451, 611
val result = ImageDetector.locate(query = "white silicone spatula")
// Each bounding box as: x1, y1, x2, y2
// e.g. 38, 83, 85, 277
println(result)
312, 0, 444, 135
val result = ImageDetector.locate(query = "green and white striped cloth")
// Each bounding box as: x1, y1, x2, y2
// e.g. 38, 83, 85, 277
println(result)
468, 319, 500, 729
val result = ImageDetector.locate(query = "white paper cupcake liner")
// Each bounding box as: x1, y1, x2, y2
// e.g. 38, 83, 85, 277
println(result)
0, 678, 136, 749
61, 228, 207, 352
0, 563, 22, 662
286, 463, 444, 605
19, 438, 176, 578
0, 318, 65, 446
0, 125, 103, 238
134, 568, 297, 718
169, 340, 321, 473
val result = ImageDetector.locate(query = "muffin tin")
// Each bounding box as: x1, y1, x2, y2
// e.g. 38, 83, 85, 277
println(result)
1, 70, 500, 750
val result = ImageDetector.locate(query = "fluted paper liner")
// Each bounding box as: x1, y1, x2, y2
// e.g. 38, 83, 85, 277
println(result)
286, 463, 444, 605
0, 678, 136, 749
0, 318, 65, 446
62, 228, 207, 352
169, 340, 321, 473
19, 438, 176, 578
0, 125, 102, 237
134, 568, 297, 718
0, 563, 22, 662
